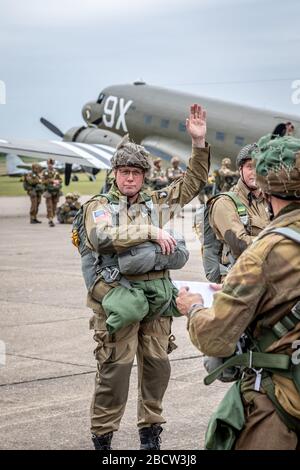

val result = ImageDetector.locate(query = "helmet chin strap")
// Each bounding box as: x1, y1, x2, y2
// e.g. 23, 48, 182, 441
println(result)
265, 193, 275, 220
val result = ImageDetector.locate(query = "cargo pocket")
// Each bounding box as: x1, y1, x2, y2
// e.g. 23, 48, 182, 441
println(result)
93, 329, 113, 367
141, 316, 172, 354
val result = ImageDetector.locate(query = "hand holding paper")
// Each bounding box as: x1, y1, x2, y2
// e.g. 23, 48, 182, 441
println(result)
173, 281, 217, 308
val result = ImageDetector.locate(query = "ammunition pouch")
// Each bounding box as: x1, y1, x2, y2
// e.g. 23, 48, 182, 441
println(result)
205, 381, 245, 450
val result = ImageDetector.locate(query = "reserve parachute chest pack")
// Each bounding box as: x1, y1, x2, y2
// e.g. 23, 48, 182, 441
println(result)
72, 192, 189, 290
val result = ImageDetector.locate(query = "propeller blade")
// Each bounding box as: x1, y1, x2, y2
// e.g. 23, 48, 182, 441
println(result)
40, 117, 64, 138
65, 163, 72, 186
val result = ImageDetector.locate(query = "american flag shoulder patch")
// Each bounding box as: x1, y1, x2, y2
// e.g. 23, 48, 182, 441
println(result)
92, 209, 111, 224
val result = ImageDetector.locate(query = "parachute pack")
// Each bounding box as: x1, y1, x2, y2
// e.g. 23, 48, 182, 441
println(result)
194, 192, 248, 282
72, 192, 189, 291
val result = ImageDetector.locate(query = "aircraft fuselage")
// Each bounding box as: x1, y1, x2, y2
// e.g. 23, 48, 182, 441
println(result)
82, 82, 300, 164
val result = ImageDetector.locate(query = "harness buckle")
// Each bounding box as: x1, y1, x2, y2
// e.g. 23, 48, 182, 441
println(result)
109, 267, 120, 281
99, 266, 121, 283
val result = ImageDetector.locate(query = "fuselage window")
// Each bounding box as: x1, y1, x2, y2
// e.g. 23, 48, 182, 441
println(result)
160, 119, 170, 129
178, 122, 186, 132
235, 136, 244, 146
97, 93, 105, 104
216, 131, 225, 141
144, 115, 153, 125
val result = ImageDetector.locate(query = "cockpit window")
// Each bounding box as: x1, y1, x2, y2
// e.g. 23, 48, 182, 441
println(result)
97, 93, 105, 104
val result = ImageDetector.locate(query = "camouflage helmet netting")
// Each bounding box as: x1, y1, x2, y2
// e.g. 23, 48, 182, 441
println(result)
254, 134, 300, 197
111, 134, 152, 171
236, 143, 258, 168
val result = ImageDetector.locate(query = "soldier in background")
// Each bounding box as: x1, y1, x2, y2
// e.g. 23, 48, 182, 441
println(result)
215, 157, 239, 192
177, 133, 300, 450
22, 163, 44, 224
166, 157, 185, 184
42, 159, 63, 227
286, 121, 295, 136
101, 169, 115, 193
197, 173, 216, 205
205, 143, 270, 282
167, 157, 186, 217
57, 192, 81, 224
149, 158, 168, 190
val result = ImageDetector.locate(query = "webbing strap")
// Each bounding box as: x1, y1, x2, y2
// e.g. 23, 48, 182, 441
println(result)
209, 191, 248, 217
125, 269, 169, 281
226, 191, 248, 217
204, 351, 290, 386
269, 227, 300, 244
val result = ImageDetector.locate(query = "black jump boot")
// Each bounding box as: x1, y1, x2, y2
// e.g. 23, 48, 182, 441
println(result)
139, 424, 163, 450
91, 432, 113, 450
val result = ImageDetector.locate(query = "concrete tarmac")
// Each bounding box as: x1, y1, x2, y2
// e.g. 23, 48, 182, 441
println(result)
0, 196, 229, 450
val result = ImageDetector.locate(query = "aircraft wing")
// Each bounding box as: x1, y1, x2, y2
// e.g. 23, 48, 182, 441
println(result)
0, 139, 115, 169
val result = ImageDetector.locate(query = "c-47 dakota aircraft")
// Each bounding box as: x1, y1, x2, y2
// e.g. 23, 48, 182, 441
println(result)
1, 80, 299, 184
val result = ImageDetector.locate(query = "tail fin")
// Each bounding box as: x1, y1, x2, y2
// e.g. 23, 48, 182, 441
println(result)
6, 154, 28, 175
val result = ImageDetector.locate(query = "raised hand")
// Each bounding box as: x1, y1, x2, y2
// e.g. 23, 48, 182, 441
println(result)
186, 104, 207, 148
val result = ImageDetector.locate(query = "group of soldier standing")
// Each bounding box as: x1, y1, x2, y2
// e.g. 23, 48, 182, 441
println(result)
21, 111, 300, 450
70, 105, 300, 451
22, 158, 81, 226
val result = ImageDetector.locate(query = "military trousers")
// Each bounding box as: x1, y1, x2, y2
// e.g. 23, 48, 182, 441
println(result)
29, 193, 42, 220
45, 194, 59, 220
90, 309, 172, 437
235, 392, 300, 450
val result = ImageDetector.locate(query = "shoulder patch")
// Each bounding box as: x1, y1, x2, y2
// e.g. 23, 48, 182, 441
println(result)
92, 209, 111, 224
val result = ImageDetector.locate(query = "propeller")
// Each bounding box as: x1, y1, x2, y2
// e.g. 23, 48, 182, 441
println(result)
40, 117, 64, 138
40, 117, 99, 185
65, 164, 73, 186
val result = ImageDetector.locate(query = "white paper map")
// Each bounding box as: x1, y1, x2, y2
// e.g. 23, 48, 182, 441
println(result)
172, 281, 215, 308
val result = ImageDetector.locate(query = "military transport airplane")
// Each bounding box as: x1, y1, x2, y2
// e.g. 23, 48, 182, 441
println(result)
0, 80, 299, 184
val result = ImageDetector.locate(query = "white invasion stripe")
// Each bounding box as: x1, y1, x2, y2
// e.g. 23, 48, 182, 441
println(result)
0, 139, 8, 143
52, 141, 108, 169
94, 144, 116, 154
76, 143, 113, 162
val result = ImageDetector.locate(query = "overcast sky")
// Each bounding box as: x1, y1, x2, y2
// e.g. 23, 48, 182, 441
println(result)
1, 0, 300, 139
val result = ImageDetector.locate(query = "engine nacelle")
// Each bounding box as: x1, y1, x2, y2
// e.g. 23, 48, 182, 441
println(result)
64, 126, 122, 146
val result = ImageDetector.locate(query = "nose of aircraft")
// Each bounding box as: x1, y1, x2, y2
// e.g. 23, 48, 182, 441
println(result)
82, 101, 103, 125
